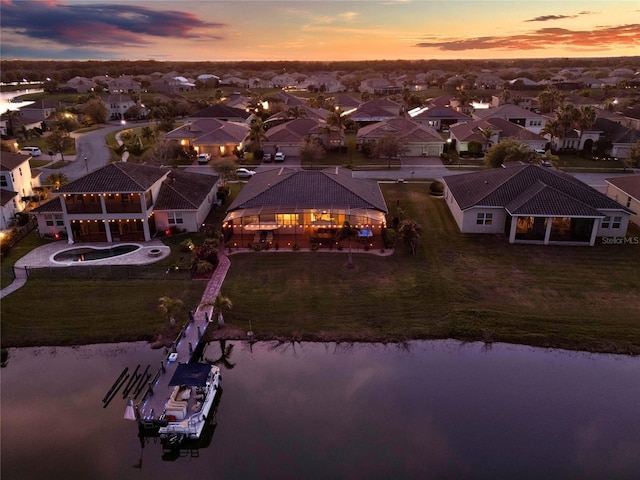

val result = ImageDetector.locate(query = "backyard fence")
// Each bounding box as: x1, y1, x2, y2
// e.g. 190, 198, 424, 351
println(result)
14, 264, 193, 281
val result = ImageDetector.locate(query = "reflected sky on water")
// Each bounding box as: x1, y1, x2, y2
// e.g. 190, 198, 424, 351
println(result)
1, 340, 639, 479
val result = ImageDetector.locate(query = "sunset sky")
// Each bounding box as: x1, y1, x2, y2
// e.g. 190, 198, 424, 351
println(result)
1, 0, 639, 62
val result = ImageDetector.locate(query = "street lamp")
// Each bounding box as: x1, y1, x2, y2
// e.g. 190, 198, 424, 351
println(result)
120, 119, 126, 131
84, 156, 88, 173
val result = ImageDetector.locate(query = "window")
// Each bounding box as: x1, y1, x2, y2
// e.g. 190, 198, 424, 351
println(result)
602, 216, 611, 228
612, 216, 622, 229
55, 215, 64, 226
476, 213, 493, 225
0, 175, 7, 187
45, 215, 54, 226
626, 196, 632, 208
167, 212, 183, 225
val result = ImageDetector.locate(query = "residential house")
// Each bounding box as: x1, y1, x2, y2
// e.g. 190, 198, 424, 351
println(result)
349, 98, 402, 126
580, 118, 640, 158
103, 94, 137, 120
359, 78, 402, 95
357, 117, 444, 157
485, 118, 548, 152
605, 175, 640, 227
223, 167, 388, 248
164, 118, 249, 158
31, 163, 219, 242
0, 152, 38, 228
150, 75, 195, 93
442, 163, 633, 246
473, 104, 547, 134
409, 106, 471, 131
192, 104, 252, 123
263, 118, 344, 156
106, 76, 141, 94
15, 99, 62, 122
58, 76, 97, 94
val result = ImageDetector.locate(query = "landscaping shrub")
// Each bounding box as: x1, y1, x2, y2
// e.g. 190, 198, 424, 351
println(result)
429, 181, 444, 196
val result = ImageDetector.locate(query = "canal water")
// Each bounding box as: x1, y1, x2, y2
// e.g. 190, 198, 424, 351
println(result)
1, 340, 639, 479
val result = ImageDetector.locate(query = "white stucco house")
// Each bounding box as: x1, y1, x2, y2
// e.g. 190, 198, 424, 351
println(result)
442, 164, 633, 246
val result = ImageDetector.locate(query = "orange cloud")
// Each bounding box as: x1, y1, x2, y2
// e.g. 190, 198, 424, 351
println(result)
415, 24, 640, 51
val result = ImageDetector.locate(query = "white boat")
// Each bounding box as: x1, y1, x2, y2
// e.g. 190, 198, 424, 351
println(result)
157, 363, 221, 443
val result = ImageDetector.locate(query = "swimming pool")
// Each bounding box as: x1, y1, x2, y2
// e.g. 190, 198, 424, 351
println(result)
53, 244, 141, 262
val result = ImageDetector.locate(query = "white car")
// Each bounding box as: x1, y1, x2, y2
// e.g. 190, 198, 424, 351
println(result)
274, 152, 285, 162
236, 168, 256, 178
197, 153, 211, 164
19, 146, 41, 157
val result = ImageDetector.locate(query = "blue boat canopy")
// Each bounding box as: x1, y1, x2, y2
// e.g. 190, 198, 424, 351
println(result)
168, 363, 212, 387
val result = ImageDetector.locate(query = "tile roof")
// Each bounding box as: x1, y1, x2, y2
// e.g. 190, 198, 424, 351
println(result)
31, 196, 62, 213
155, 170, 219, 210
266, 118, 326, 143
1, 189, 18, 207
443, 164, 631, 216
191, 104, 251, 120
605, 175, 640, 201
357, 117, 443, 142
1, 152, 30, 171
57, 163, 169, 194
227, 167, 387, 213
474, 104, 544, 120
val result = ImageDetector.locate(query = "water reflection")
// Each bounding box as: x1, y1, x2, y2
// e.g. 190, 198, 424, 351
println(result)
1, 341, 639, 479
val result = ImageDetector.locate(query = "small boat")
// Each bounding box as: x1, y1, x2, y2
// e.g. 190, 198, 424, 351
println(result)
157, 363, 221, 443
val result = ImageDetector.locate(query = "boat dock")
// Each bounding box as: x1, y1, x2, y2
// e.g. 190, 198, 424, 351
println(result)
129, 254, 231, 432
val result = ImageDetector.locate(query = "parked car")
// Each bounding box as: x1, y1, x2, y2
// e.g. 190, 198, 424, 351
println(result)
19, 146, 41, 157
274, 152, 285, 162
263, 153, 272, 162
197, 153, 211, 164
540, 159, 552, 167
236, 168, 256, 178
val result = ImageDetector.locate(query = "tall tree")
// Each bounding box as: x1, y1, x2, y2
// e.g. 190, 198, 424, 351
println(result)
483, 138, 535, 168
538, 86, 564, 114
46, 129, 74, 161
372, 133, 409, 167
540, 118, 563, 152
248, 119, 267, 151
576, 106, 597, 151
478, 126, 495, 152
555, 103, 580, 150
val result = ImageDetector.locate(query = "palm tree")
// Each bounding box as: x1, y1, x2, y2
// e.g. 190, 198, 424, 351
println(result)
158, 296, 184, 327
540, 119, 563, 152
44, 172, 69, 190
248, 119, 267, 151
201, 293, 233, 326
327, 108, 347, 131
478, 126, 495, 153
577, 106, 597, 151
337, 220, 360, 267
555, 103, 580, 151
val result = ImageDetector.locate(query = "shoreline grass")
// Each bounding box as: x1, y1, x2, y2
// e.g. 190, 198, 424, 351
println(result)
2, 184, 639, 354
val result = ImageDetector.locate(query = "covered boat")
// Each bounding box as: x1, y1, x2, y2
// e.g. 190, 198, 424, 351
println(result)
157, 362, 221, 443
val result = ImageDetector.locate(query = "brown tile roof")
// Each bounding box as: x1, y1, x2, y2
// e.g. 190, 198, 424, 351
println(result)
1, 189, 18, 207
357, 117, 443, 142
31, 196, 62, 213
227, 167, 387, 213
605, 175, 640, 202
155, 170, 219, 210
1, 152, 30, 171
57, 163, 169, 194
444, 164, 631, 215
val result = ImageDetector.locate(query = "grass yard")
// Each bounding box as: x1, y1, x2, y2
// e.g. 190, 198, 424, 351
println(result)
1, 184, 639, 353
217, 184, 640, 354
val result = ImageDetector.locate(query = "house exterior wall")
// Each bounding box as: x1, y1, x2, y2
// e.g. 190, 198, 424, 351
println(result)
1, 197, 18, 229
606, 184, 639, 226
459, 206, 507, 234
595, 209, 631, 237
1, 157, 35, 211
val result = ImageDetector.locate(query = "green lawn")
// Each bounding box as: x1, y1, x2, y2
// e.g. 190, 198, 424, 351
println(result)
2, 184, 639, 353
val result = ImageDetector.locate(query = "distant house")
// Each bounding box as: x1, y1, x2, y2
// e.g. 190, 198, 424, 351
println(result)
59, 76, 97, 94
192, 104, 252, 123
31, 163, 219, 242
410, 106, 471, 131
150, 75, 195, 93
442, 164, 633, 246
605, 175, 640, 227
1, 152, 37, 229
584, 118, 640, 159
15, 99, 62, 122
106, 76, 141, 94
473, 104, 547, 134
263, 118, 344, 156
349, 98, 402, 126
102, 94, 137, 120
223, 167, 388, 246
164, 118, 249, 158
357, 117, 444, 157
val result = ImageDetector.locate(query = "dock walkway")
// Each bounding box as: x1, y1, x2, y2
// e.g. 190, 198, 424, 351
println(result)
137, 254, 231, 420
